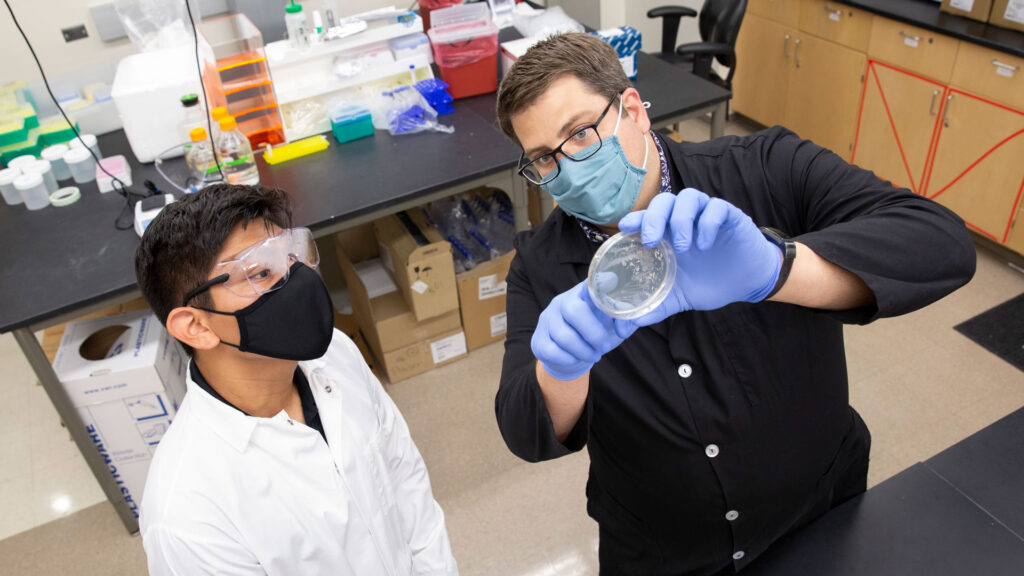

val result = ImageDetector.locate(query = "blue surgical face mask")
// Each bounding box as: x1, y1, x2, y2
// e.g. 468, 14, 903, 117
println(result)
541, 98, 650, 226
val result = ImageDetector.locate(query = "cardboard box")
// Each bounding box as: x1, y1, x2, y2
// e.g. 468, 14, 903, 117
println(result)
457, 250, 515, 351
990, 0, 1024, 32
52, 310, 188, 517
374, 210, 459, 322
336, 225, 467, 383
375, 327, 468, 383
593, 26, 642, 80
941, 0, 994, 22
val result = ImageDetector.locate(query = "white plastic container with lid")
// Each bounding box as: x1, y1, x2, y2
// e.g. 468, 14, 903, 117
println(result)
285, 0, 310, 50
41, 144, 73, 181
7, 154, 37, 173
390, 33, 433, 62
64, 147, 97, 184
14, 172, 50, 210
69, 133, 102, 159
96, 155, 133, 194
24, 159, 58, 193
0, 167, 22, 205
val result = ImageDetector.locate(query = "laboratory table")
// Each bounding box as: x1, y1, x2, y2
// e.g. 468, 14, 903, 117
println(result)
744, 407, 1024, 575
0, 51, 729, 533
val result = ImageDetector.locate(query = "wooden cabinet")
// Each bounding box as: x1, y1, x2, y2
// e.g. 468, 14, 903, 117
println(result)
734, 11, 865, 160
951, 42, 1024, 112
924, 91, 1024, 243
867, 17, 959, 83
851, 61, 946, 193
732, 13, 796, 128
748, 0, 802, 28
800, 0, 873, 52
784, 33, 866, 160
1006, 207, 1024, 254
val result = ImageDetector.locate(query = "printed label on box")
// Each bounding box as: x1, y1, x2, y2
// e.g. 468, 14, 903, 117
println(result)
1007, 0, 1024, 23
478, 274, 508, 300
490, 313, 507, 337
126, 394, 169, 421
137, 419, 171, 446
411, 280, 429, 294
430, 332, 467, 364
950, 0, 974, 11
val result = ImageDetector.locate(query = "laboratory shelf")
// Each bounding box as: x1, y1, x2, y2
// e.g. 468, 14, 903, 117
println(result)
275, 55, 432, 106
264, 16, 424, 70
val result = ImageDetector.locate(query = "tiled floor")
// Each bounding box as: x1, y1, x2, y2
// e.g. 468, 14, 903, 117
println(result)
1, 115, 1022, 575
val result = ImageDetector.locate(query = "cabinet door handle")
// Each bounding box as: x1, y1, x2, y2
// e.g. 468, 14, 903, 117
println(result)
942, 94, 954, 128
929, 90, 939, 116
783, 34, 791, 58
991, 59, 1019, 71
794, 38, 801, 68
899, 30, 921, 42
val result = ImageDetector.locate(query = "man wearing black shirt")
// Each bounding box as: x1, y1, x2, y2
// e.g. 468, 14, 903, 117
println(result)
494, 33, 975, 575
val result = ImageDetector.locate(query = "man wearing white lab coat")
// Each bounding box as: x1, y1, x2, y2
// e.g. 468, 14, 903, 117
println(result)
134, 184, 457, 575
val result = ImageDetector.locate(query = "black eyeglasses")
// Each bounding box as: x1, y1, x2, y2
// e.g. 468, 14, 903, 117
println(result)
518, 92, 623, 186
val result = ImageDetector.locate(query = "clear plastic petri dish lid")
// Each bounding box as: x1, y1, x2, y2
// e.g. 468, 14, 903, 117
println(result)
587, 231, 676, 320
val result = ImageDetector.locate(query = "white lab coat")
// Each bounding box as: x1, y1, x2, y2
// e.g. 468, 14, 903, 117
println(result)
140, 330, 458, 576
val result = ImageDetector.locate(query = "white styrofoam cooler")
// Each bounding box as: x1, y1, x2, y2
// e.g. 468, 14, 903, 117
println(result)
110, 46, 204, 163
53, 310, 187, 518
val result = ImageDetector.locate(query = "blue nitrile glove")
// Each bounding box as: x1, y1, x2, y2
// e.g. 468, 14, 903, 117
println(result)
531, 279, 638, 381
618, 189, 783, 325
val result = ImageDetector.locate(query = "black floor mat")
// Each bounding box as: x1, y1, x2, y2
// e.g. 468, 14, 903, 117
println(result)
954, 292, 1024, 373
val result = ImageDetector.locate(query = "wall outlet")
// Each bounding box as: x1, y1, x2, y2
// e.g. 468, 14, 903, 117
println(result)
62, 24, 89, 42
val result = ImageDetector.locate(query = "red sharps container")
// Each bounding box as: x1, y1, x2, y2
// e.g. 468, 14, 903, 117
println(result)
418, 0, 462, 32
427, 4, 500, 100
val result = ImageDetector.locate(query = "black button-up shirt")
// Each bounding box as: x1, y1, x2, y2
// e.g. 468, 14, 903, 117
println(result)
495, 126, 975, 575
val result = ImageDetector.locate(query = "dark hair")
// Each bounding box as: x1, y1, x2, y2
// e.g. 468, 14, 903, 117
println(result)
496, 32, 630, 146
134, 184, 293, 354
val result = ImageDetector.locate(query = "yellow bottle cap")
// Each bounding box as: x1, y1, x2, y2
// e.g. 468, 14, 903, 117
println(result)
189, 126, 207, 142
219, 116, 237, 131
211, 107, 228, 120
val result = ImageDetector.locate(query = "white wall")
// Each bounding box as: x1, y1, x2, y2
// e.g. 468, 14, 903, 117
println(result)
622, 0, 704, 54
0, 0, 137, 86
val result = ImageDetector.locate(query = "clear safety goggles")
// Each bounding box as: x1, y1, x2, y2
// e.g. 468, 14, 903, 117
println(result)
182, 227, 320, 305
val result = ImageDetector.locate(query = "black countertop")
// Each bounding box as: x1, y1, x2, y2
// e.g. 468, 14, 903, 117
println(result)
835, 0, 1024, 58
744, 406, 1024, 574
0, 51, 727, 334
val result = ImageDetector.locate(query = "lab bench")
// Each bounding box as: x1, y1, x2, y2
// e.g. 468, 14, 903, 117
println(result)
0, 50, 730, 534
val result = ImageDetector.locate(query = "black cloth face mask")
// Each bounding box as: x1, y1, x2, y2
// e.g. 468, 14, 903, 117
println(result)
199, 263, 335, 361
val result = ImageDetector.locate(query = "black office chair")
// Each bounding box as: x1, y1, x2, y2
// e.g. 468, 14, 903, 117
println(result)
648, 1, 748, 98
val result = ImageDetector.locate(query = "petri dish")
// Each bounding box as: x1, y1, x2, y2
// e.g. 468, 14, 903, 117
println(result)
587, 231, 676, 320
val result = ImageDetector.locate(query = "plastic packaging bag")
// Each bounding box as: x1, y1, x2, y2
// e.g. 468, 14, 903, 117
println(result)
365, 86, 454, 136
514, 6, 584, 38
115, 0, 202, 52
282, 100, 326, 135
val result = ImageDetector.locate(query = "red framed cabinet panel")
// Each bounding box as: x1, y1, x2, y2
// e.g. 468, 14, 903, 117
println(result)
851, 60, 947, 194
924, 90, 1024, 243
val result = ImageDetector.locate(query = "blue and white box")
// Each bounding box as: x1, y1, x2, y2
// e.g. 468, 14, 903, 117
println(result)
53, 309, 187, 518
593, 26, 642, 79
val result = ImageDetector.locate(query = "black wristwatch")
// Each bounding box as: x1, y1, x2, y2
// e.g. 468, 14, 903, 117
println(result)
759, 227, 796, 300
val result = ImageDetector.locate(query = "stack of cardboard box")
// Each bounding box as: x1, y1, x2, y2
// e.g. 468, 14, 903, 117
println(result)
940, 0, 1024, 32
335, 190, 516, 383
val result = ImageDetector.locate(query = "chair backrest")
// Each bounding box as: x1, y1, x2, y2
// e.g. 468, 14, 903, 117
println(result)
699, 0, 748, 67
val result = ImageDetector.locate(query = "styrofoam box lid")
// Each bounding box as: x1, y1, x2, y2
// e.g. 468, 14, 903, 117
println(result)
391, 32, 429, 50
427, 19, 499, 44
53, 310, 165, 382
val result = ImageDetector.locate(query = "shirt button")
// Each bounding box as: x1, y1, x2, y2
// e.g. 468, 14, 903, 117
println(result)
733, 551, 745, 560
324, 385, 332, 393
725, 510, 739, 521
705, 444, 720, 458
677, 364, 693, 378
287, 419, 294, 425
